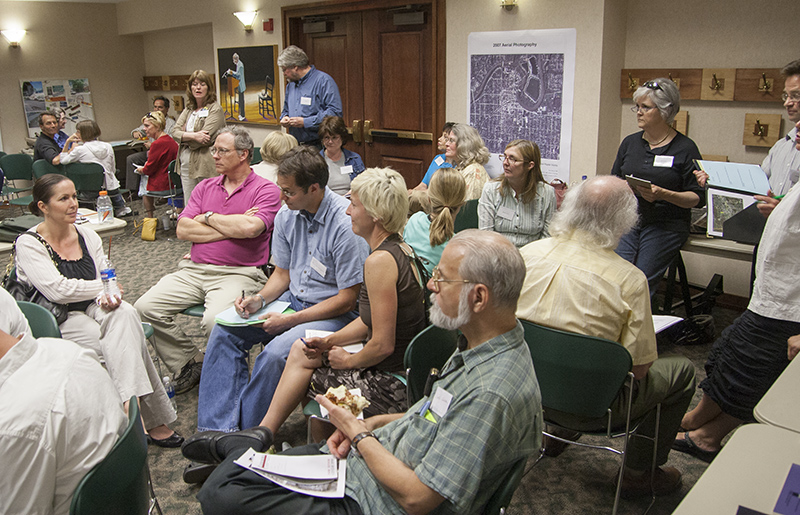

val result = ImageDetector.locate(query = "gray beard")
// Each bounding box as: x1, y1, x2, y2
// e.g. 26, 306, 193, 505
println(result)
429, 287, 471, 331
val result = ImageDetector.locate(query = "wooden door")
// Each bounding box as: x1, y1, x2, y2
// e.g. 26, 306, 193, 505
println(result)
283, 0, 445, 187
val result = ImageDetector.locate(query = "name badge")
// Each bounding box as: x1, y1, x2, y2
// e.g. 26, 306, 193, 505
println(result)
434, 156, 444, 166
300, 96, 312, 106
430, 387, 453, 418
653, 155, 674, 168
310, 257, 327, 278
498, 206, 515, 220
340, 165, 353, 175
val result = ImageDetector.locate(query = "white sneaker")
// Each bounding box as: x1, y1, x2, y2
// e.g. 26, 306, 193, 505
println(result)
238, 115, 246, 121
117, 207, 133, 217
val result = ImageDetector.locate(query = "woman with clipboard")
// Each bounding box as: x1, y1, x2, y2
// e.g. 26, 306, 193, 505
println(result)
611, 78, 704, 300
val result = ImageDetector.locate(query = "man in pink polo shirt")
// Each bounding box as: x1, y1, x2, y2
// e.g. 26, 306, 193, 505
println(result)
135, 125, 281, 394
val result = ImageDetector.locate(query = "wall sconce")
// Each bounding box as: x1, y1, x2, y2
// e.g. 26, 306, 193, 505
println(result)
234, 11, 258, 32
2, 29, 26, 47
500, 0, 518, 11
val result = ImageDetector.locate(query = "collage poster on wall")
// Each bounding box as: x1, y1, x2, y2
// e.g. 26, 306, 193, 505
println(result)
20, 78, 95, 138
468, 29, 576, 183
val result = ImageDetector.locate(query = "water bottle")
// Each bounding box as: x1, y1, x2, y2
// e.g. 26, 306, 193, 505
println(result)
99, 256, 121, 300
96, 191, 114, 223
163, 376, 178, 412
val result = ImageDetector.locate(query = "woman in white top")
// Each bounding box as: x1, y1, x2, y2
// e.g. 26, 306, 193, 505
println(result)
15, 174, 182, 447
251, 131, 298, 185
59, 120, 132, 217
478, 139, 556, 248
446, 123, 490, 200
171, 69, 225, 202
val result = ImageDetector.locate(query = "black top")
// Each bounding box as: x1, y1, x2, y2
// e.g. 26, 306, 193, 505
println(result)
54, 231, 97, 312
33, 133, 61, 163
611, 131, 705, 232
358, 233, 426, 373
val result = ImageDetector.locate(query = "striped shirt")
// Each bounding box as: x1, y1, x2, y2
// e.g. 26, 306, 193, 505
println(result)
344, 322, 542, 514
478, 180, 556, 248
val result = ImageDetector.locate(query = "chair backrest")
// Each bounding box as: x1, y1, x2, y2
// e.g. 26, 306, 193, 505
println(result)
32, 159, 66, 178
404, 324, 459, 404
251, 147, 262, 165
64, 162, 105, 193
16, 300, 62, 338
454, 198, 479, 233
70, 397, 150, 515
482, 457, 527, 515
520, 320, 632, 419
0, 153, 34, 181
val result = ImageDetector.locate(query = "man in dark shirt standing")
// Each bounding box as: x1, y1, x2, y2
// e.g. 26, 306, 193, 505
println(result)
33, 112, 63, 165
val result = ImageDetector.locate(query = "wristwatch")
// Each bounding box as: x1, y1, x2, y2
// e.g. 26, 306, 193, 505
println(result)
204, 211, 214, 224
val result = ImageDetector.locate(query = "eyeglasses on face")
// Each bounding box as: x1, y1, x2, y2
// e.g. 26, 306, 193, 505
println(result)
430, 266, 472, 292
498, 154, 528, 165
782, 92, 800, 103
631, 104, 657, 114
210, 147, 238, 156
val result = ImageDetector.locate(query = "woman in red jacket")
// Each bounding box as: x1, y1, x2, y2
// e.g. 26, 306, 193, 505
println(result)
135, 110, 178, 218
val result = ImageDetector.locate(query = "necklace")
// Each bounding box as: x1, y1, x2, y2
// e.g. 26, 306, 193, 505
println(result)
645, 128, 672, 148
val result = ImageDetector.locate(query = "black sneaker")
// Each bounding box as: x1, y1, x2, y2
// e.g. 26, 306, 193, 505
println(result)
174, 359, 202, 395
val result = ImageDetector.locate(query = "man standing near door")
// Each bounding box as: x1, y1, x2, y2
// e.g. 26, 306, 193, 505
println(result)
278, 45, 343, 150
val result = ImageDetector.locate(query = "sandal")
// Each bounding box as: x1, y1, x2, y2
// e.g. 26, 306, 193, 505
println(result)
671, 432, 719, 463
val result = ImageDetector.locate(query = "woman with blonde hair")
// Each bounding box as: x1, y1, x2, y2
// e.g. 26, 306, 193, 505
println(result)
447, 123, 490, 200
479, 139, 556, 247
404, 167, 466, 274
251, 131, 298, 184
134, 111, 178, 218
171, 69, 225, 201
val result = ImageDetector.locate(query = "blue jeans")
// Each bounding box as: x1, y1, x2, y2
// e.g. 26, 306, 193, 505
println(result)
197, 292, 357, 432
615, 225, 688, 300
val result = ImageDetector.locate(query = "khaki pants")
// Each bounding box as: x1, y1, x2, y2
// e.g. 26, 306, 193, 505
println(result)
134, 261, 267, 375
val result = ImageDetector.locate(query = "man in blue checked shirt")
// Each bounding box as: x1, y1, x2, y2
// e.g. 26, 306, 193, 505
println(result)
278, 45, 343, 149
188, 230, 542, 515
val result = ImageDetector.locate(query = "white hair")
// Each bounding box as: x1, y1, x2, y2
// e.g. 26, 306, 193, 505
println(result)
633, 77, 681, 125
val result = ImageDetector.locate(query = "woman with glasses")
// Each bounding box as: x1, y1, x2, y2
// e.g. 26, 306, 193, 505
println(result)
134, 111, 178, 218
447, 123, 491, 200
171, 70, 225, 202
318, 115, 365, 196
255, 167, 427, 436
478, 139, 556, 248
611, 78, 704, 299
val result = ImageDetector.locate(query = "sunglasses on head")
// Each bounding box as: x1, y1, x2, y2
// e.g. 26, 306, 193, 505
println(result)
643, 81, 663, 91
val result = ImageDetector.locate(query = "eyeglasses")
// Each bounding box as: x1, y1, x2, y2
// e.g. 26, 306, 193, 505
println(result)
281, 188, 299, 198
210, 147, 237, 156
631, 104, 657, 114
643, 80, 663, 91
498, 154, 528, 165
322, 135, 341, 142
429, 266, 472, 292
782, 92, 800, 103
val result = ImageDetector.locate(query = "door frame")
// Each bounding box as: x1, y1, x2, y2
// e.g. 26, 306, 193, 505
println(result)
281, 0, 447, 148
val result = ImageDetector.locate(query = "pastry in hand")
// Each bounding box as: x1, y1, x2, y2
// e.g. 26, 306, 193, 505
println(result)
324, 385, 370, 416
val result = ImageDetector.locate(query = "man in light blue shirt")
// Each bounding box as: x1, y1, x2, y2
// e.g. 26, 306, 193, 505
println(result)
196, 146, 368, 440
227, 53, 247, 121
278, 45, 343, 148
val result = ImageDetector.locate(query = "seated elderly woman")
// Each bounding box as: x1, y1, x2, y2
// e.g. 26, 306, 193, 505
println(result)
252, 131, 299, 184
134, 111, 179, 218
255, 167, 427, 436
478, 139, 556, 248
404, 167, 466, 275
611, 78, 704, 299
447, 123, 490, 200
14, 174, 182, 447
59, 120, 132, 217
318, 116, 365, 196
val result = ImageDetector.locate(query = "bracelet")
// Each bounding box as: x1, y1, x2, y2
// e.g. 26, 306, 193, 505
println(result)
255, 294, 266, 310
352, 431, 377, 454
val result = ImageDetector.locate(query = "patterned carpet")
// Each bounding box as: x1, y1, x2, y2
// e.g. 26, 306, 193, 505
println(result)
1, 197, 744, 514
